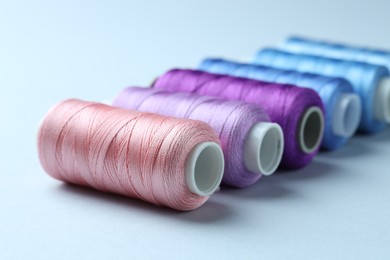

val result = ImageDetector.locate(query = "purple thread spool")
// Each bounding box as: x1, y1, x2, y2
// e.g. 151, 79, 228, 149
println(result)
153, 69, 325, 169
113, 87, 284, 188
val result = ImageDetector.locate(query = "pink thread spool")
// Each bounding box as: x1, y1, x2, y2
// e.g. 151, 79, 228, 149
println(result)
37, 99, 225, 211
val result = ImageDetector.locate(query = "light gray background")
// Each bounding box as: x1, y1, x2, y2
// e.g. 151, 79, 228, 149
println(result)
1, 1, 389, 259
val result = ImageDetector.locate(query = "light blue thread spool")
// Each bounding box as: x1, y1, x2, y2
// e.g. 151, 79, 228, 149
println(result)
281, 36, 390, 72
253, 49, 390, 134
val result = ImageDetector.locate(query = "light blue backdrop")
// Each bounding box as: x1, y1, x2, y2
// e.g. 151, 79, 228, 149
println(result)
1, 1, 389, 259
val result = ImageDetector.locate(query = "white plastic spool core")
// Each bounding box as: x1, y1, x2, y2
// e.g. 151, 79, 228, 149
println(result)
243, 122, 284, 176
185, 142, 224, 196
299, 106, 324, 154
374, 78, 390, 123
332, 93, 362, 138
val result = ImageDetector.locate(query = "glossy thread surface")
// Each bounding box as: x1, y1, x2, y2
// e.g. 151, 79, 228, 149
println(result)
153, 69, 324, 169
254, 48, 389, 133
282, 36, 390, 72
113, 87, 272, 188
200, 58, 358, 150
37, 99, 222, 211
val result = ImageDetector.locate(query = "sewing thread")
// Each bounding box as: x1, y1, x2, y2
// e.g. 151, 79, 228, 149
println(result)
199, 58, 362, 150
254, 48, 390, 133
113, 87, 284, 187
37, 99, 225, 211
281, 36, 390, 72
153, 69, 325, 169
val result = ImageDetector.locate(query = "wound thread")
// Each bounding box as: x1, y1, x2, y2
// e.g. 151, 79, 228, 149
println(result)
113, 87, 284, 188
254, 48, 390, 133
199, 58, 362, 150
153, 69, 325, 169
281, 36, 390, 72
37, 99, 224, 211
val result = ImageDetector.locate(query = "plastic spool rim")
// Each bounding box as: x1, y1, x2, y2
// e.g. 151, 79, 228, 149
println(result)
185, 142, 224, 196
299, 106, 324, 154
332, 93, 362, 138
374, 78, 390, 124
243, 122, 284, 176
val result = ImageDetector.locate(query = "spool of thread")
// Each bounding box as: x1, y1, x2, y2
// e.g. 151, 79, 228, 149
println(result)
199, 58, 362, 150
113, 87, 284, 188
281, 36, 390, 72
37, 99, 225, 211
254, 48, 390, 133
153, 69, 325, 169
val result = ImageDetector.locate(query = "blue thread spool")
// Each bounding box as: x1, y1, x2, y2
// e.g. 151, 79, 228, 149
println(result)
281, 36, 390, 72
199, 58, 361, 150
254, 49, 390, 134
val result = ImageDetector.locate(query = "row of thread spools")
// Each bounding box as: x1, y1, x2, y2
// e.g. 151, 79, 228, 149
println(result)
38, 36, 390, 211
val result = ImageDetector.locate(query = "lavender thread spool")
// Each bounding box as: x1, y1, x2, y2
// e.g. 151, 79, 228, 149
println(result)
199, 58, 362, 150
152, 69, 325, 169
113, 87, 284, 188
